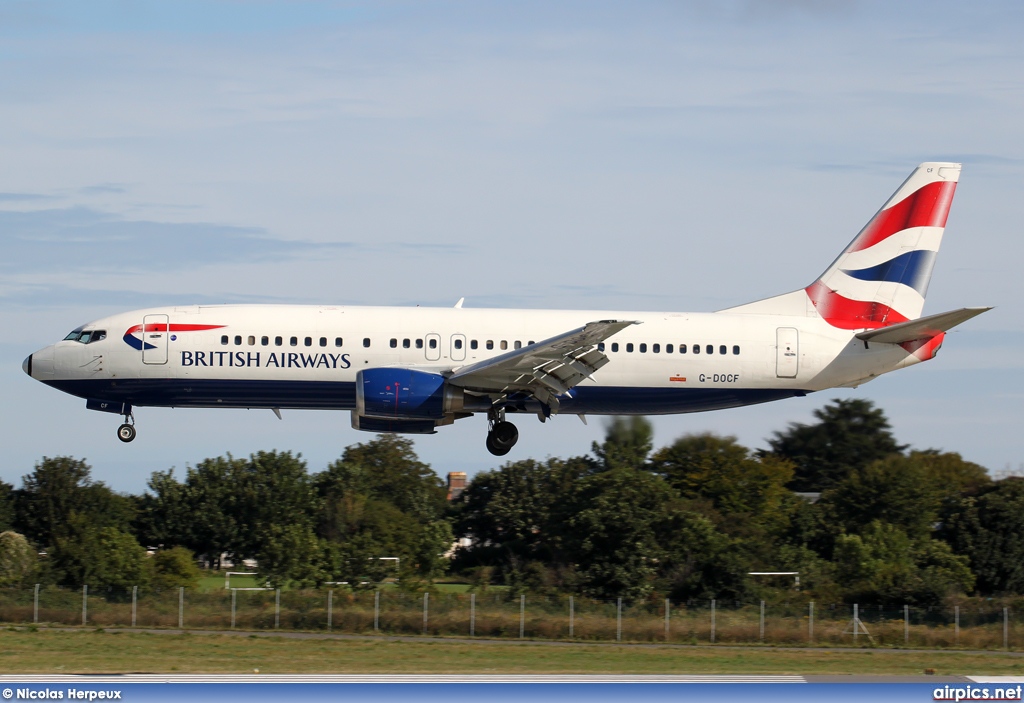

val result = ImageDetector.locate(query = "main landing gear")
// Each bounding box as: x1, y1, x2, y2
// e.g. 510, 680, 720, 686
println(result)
117, 411, 136, 443
485, 408, 518, 456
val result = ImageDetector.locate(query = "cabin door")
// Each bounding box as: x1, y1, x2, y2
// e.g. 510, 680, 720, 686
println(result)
142, 314, 169, 365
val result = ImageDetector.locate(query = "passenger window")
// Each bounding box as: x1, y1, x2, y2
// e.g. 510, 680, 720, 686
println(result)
320, 337, 327, 347
486, 340, 494, 350
500, 341, 508, 350
470, 340, 478, 350
403, 339, 411, 349
234, 335, 242, 346
627, 343, 634, 353
514, 341, 521, 350
733, 345, 740, 355
261, 336, 269, 346
653, 343, 660, 353
416, 339, 423, 349
528, 340, 534, 345
390, 339, 398, 348
666, 344, 674, 354
720, 345, 727, 355
611, 343, 619, 352
693, 344, 700, 355
639, 343, 647, 353
429, 338, 437, 349
305, 337, 312, 347
221, 335, 229, 345
334, 337, 343, 347
290, 337, 298, 346
706, 345, 713, 355
275, 336, 283, 346
598, 342, 605, 352
363, 338, 371, 348
455, 339, 463, 350
680, 344, 687, 354
247, 336, 255, 346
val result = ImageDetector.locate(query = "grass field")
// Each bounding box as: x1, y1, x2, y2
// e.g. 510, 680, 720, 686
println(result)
1, 628, 1023, 675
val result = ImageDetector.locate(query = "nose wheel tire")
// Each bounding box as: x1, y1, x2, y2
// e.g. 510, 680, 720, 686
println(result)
485, 421, 518, 456
117, 423, 136, 443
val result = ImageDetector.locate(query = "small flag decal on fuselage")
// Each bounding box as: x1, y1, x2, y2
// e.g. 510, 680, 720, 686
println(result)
670, 376, 686, 382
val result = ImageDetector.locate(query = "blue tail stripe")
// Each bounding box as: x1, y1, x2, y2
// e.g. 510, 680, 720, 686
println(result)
842, 249, 936, 296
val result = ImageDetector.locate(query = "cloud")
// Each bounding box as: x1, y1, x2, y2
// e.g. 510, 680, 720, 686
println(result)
0, 192, 58, 202
0, 206, 359, 275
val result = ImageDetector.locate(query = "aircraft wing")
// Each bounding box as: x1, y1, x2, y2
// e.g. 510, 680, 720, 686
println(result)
855, 307, 992, 345
447, 320, 638, 409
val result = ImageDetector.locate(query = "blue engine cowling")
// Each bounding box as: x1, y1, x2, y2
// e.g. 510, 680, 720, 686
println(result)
356, 368, 450, 420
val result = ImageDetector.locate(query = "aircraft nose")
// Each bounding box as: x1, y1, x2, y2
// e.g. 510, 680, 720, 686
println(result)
23, 354, 32, 377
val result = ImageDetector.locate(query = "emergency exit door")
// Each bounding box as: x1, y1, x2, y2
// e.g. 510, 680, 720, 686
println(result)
776, 327, 799, 378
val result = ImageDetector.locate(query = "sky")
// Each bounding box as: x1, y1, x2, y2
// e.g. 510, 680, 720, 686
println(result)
1, 0, 1022, 494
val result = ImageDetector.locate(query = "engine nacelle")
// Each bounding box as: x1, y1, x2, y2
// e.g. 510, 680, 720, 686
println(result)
355, 368, 465, 419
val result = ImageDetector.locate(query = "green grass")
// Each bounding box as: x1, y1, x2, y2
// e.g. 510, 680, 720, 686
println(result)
0, 628, 1022, 675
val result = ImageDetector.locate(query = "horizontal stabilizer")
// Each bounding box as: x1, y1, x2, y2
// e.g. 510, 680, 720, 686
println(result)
855, 307, 992, 344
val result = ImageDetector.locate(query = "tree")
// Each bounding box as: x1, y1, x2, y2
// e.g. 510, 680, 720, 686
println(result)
49, 513, 150, 591
823, 454, 943, 539
833, 521, 973, 604
592, 416, 654, 472
320, 435, 447, 523
0, 480, 14, 533
650, 433, 794, 520
15, 457, 135, 549
942, 478, 1024, 594
558, 468, 677, 600
151, 547, 202, 590
765, 399, 906, 491
0, 531, 36, 587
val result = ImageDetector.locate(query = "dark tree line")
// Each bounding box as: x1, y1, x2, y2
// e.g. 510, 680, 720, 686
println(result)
0, 399, 1020, 606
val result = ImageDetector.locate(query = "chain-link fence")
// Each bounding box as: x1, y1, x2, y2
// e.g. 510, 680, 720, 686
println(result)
0, 586, 1017, 649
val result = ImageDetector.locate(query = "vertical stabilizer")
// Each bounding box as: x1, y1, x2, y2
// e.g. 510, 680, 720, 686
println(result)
806, 162, 960, 329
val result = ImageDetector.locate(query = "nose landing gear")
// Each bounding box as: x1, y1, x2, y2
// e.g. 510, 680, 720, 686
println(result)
117, 411, 136, 443
485, 408, 518, 456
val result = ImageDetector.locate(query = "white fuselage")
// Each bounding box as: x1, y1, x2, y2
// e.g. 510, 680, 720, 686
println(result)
25, 302, 924, 418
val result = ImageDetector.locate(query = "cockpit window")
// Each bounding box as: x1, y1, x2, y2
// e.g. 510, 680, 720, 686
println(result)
65, 329, 106, 344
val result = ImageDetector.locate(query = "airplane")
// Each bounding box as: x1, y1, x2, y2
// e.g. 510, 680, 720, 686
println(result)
22, 162, 990, 456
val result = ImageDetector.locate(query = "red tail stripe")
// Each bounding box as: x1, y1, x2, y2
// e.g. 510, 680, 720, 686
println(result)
805, 280, 910, 330
848, 180, 957, 253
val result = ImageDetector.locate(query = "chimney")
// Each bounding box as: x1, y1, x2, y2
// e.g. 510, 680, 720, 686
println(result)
447, 471, 467, 501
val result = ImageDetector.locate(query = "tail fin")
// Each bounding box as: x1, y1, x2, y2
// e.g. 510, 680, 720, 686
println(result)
806, 162, 960, 329
722, 162, 961, 327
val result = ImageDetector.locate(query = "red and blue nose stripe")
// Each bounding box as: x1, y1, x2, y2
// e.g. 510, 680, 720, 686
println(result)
123, 323, 225, 350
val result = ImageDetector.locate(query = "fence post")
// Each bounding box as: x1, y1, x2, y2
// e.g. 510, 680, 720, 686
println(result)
231, 589, 236, 629
904, 604, 909, 645
809, 601, 814, 643
33, 584, 39, 625
760, 601, 765, 643
423, 592, 429, 634
470, 593, 475, 636
853, 604, 859, 644
374, 590, 380, 633
1004, 607, 1009, 650
82, 585, 88, 626
178, 587, 184, 629
955, 605, 960, 646
275, 589, 280, 630
616, 597, 622, 642
328, 589, 333, 632
665, 598, 670, 641
569, 595, 574, 638
711, 599, 716, 644
520, 594, 525, 639
132, 586, 137, 627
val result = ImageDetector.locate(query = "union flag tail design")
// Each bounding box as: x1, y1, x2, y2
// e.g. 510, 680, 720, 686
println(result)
806, 162, 960, 329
